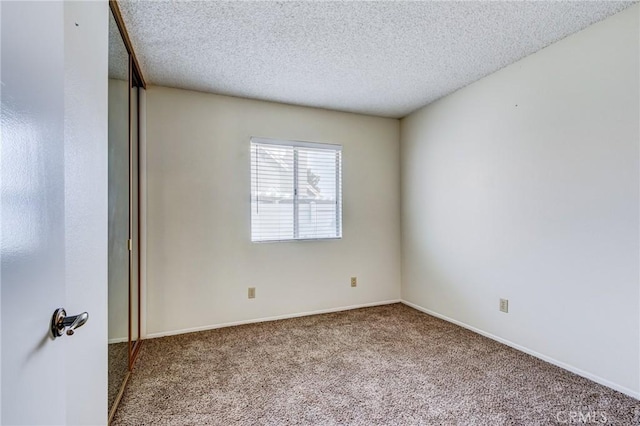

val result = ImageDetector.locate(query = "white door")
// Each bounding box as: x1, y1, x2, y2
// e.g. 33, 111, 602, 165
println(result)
1, 1, 108, 425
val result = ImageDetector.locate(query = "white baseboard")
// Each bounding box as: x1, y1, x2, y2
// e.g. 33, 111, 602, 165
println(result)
108, 337, 128, 344
400, 299, 640, 400
146, 299, 401, 339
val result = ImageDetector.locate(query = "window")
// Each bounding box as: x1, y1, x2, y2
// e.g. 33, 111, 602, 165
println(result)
250, 137, 342, 242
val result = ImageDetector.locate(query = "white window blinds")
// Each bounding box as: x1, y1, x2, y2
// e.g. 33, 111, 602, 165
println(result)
250, 138, 342, 242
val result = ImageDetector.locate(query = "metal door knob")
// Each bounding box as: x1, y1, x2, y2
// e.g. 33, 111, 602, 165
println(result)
51, 308, 89, 339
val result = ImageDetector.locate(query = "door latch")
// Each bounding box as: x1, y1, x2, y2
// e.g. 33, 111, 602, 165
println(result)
50, 308, 89, 339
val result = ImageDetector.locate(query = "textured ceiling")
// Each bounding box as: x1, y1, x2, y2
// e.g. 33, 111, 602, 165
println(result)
109, 9, 129, 81
119, 1, 635, 118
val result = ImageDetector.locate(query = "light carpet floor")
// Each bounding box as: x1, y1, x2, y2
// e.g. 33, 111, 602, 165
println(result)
109, 342, 129, 413
112, 304, 639, 425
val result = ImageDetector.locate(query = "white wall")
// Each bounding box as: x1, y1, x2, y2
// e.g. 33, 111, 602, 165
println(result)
145, 87, 401, 336
401, 4, 639, 397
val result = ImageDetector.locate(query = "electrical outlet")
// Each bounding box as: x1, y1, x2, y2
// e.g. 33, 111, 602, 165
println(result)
499, 298, 509, 313
248, 287, 256, 299
351, 277, 357, 287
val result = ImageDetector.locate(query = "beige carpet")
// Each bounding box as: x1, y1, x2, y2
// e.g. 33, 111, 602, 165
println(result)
109, 342, 129, 413
112, 304, 639, 425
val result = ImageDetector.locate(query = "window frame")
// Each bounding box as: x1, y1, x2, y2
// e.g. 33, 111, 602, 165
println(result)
250, 137, 343, 243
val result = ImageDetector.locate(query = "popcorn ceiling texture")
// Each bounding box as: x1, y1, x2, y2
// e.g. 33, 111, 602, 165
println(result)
109, 10, 129, 81
118, 1, 635, 118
